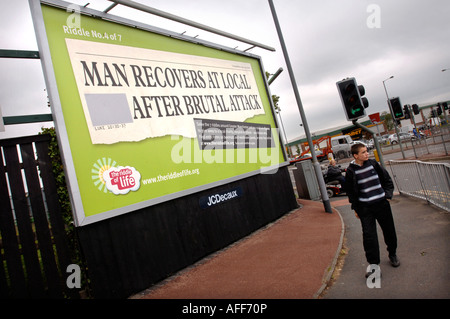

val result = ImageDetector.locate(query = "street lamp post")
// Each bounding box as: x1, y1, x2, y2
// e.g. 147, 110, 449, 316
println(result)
383, 76, 406, 159
268, 0, 332, 213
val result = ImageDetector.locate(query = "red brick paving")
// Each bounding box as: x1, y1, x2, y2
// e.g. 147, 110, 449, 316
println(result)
133, 199, 343, 299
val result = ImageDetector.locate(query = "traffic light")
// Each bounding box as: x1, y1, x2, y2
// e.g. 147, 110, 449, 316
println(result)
389, 97, 403, 119
412, 104, 420, 115
437, 104, 442, 116
443, 102, 448, 110
336, 77, 369, 121
403, 105, 410, 119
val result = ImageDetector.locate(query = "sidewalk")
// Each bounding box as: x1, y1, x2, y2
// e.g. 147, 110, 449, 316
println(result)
323, 194, 450, 298
130, 199, 344, 299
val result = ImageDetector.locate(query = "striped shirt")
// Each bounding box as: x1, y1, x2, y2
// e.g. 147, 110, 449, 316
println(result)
353, 161, 385, 204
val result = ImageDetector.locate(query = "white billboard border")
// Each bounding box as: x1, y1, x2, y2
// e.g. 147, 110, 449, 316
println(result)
29, 0, 288, 226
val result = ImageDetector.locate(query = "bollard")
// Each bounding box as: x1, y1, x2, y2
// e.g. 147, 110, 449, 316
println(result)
373, 149, 380, 162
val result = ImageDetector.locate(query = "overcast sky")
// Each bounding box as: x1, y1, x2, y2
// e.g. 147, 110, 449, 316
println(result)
1, 0, 450, 141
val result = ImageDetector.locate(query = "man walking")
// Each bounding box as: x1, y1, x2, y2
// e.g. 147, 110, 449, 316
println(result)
344, 143, 400, 278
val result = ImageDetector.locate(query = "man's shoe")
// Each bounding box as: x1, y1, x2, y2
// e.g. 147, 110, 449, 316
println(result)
389, 255, 400, 267
365, 264, 381, 278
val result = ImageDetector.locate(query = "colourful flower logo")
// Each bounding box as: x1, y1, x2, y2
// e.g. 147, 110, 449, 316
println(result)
91, 158, 117, 193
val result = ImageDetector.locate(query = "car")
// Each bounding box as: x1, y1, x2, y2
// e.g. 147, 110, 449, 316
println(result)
289, 150, 325, 164
375, 135, 388, 144
359, 139, 374, 150
388, 132, 416, 144
331, 135, 353, 159
352, 139, 375, 150
352, 140, 368, 148
300, 150, 324, 159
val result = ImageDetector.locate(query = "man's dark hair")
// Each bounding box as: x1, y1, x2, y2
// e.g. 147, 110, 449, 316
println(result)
351, 142, 367, 155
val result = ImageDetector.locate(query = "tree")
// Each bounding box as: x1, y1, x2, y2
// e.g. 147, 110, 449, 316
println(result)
381, 111, 394, 131
265, 71, 280, 112
272, 94, 280, 112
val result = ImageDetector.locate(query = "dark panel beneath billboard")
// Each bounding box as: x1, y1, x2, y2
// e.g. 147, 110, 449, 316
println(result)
77, 166, 297, 298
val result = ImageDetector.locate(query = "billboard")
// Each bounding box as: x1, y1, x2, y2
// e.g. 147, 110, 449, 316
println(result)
31, 1, 286, 226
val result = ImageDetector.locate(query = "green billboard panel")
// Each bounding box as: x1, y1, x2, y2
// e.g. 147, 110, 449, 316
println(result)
33, 2, 286, 226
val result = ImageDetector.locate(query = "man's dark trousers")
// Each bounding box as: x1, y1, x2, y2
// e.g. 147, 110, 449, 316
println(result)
356, 199, 398, 265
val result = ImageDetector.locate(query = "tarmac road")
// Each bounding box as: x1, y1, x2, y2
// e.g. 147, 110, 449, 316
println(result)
322, 194, 450, 299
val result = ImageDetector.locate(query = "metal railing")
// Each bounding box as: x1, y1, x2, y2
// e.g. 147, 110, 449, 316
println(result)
388, 160, 450, 212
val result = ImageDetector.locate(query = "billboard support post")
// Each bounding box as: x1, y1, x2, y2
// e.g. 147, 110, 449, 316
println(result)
268, 0, 332, 213
109, 0, 276, 52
